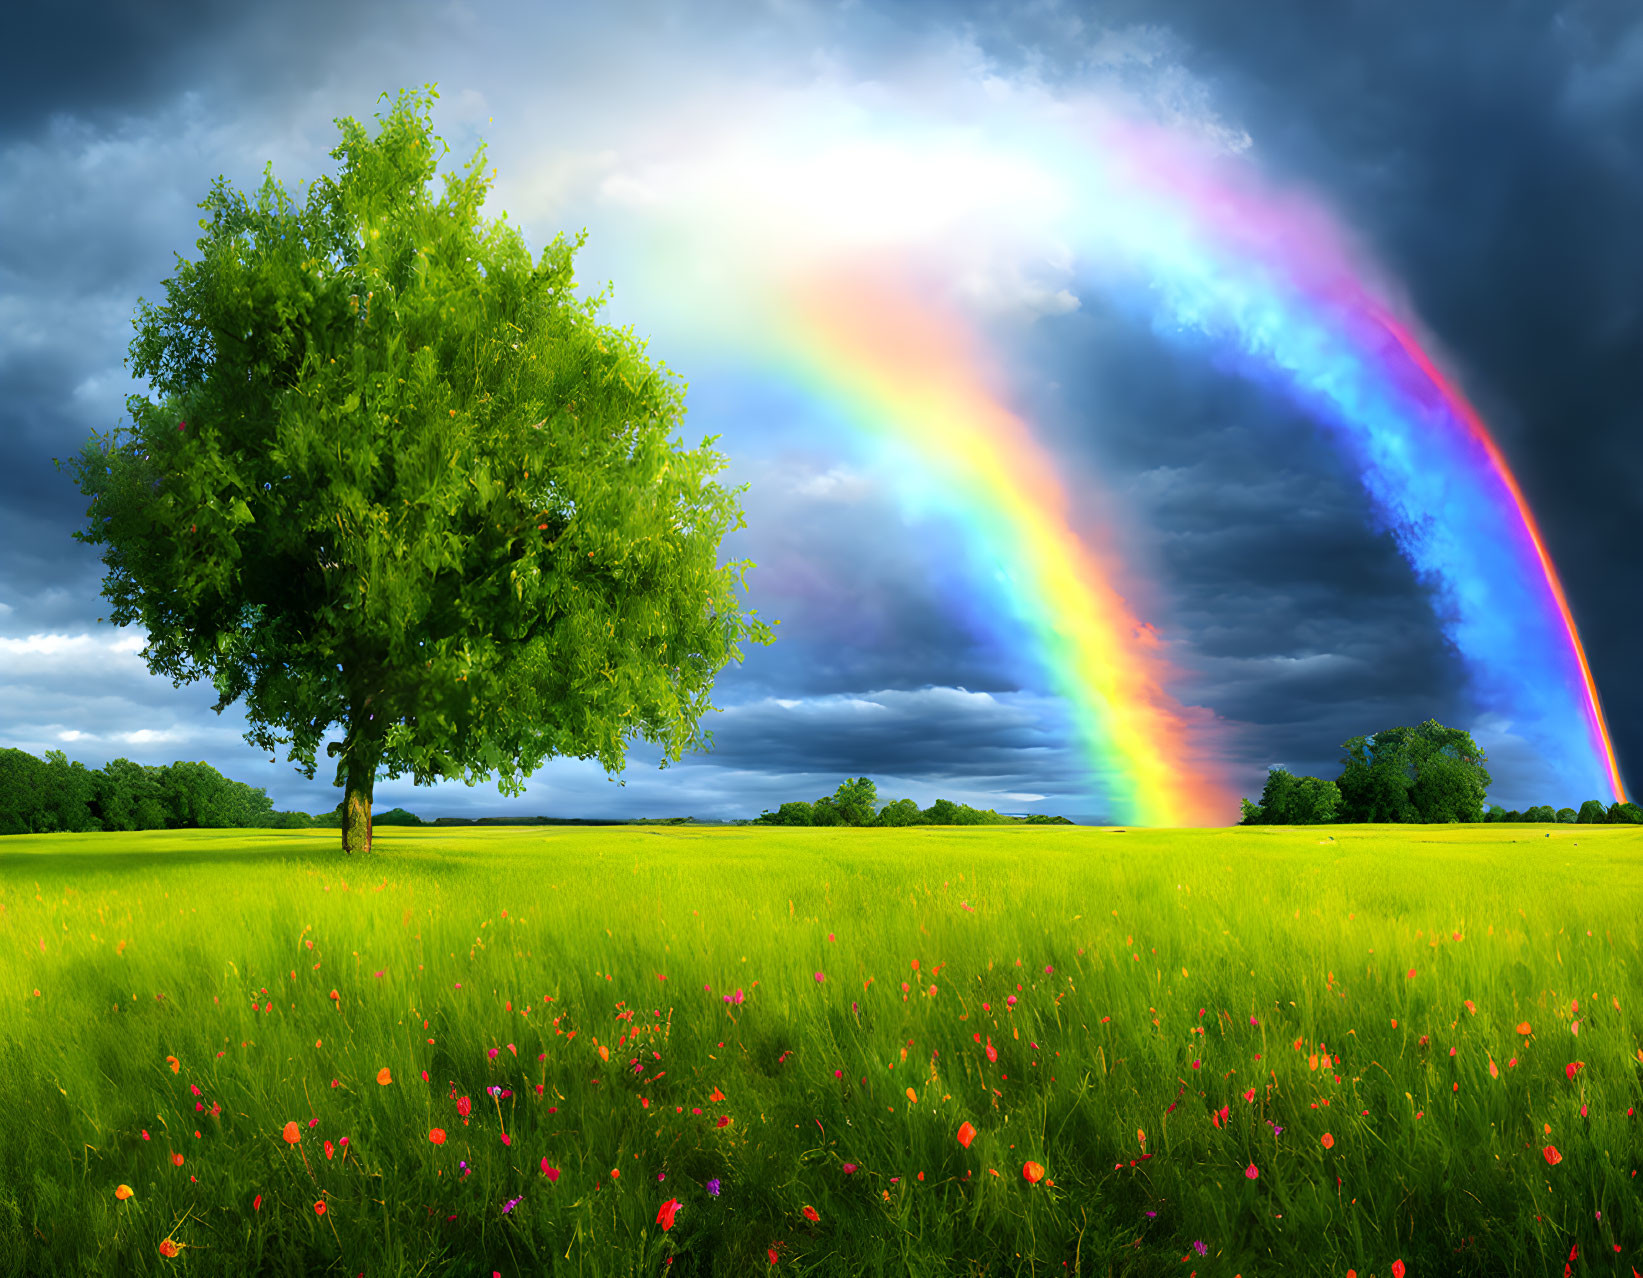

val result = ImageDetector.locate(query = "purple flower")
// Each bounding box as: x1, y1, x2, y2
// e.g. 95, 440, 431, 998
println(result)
706, 1178, 721, 1196
503, 1196, 522, 1214
1145, 1210, 1157, 1219
1193, 1240, 1208, 1257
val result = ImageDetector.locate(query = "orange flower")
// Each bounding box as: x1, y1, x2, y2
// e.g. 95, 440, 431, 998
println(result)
801, 1204, 820, 1222
1022, 1161, 1045, 1184
282, 1121, 301, 1145
114, 1184, 134, 1200
171, 1151, 184, 1167
1321, 1132, 1334, 1149
708, 1087, 725, 1102
1517, 1022, 1532, 1035
956, 1121, 977, 1149
376, 1066, 393, 1086
314, 1200, 326, 1215
429, 1128, 447, 1145
159, 1238, 180, 1258
166, 1056, 180, 1074
905, 1087, 918, 1104
1544, 1145, 1563, 1166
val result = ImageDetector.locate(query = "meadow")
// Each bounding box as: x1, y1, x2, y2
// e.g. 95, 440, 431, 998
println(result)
1, 821, 1640, 1277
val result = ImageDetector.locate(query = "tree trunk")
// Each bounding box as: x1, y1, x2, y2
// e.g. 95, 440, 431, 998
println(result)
338, 694, 384, 855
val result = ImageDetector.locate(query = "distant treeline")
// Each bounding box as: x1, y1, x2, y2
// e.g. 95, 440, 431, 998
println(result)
1239, 720, 1643, 826
0, 749, 314, 836
0, 750, 721, 835
751, 777, 1073, 827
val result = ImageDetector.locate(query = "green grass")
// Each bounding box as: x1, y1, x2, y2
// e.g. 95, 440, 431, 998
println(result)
1, 822, 1640, 1277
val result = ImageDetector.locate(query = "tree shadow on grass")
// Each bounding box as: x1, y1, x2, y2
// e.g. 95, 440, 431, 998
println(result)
0, 828, 478, 882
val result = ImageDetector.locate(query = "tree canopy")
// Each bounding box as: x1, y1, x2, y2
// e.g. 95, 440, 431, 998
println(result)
56, 84, 773, 854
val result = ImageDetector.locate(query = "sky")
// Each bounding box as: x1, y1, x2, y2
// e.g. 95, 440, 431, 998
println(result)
2, 0, 1639, 824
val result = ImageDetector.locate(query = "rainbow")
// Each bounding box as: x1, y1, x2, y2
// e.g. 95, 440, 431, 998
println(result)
1082, 117, 1628, 805
608, 91, 1628, 818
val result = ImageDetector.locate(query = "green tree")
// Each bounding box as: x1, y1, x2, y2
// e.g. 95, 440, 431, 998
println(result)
1555, 807, 1578, 824
1484, 804, 1506, 822
776, 800, 815, 826
1238, 797, 1265, 825
0, 749, 48, 835
1502, 810, 1523, 823
1254, 767, 1300, 824
372, 806, 423, 825
1335, 721, 1489, 822
810, 796, 844, 827
874, 798, 926, 827
1524, 805, 1556, 823
953, 805, 1013, 825
921, 798, 961, 825
56, 85, 772, 856
1577, 799, 1609, 824
831, 777, 878, 827
39, 750, 99, 833
1608, 801, 1642, 825
89, 758, 170, 831
1289, 776, 1342, 824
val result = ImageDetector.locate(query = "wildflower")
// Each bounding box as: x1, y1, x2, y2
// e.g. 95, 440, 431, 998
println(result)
324, 1140, 334, 1160
906, 1087, 919, 1104
1321, 1133, 1334, 1149
1544, 1145, 1563, 1166
166, 1056, 180, 1073
1022, 1161, 1045, 1184
159, 1239, 180, 1258
956, 1121, 977, 1149
314, 1201, 326, 1216
1006, 995, 1017, 1007
716, 1115, 732, 1128
171, 1152, 184, 1167
801, 1205, 820, 1222
1245, 1163, 1259, 1179
1194, 1240, 1208, 1257
541, 1161, 560, 1181
253, 1194, 261, 1210
657, 1197, 682, 1230
429, 1128, 447, 1145
115, 1185, 134, 1200
706, 1178, 721, 1196
815, 972, 825, 983
503, 1196, 522, 1214
457, 1096, 472, 1117
842, 1163, 858, 1174
1392, 1262, 1405, 1278
1566, 1062, 1584, 1080
1517, 1022, 1532, 1035
489, 1048, 499, 1059
377, 1067, 392, 1085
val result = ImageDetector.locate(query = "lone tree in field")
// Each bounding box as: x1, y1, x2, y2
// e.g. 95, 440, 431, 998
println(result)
56, 85, 775, 854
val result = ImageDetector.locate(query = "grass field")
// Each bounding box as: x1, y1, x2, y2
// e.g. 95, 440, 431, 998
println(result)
1, 821, 1640, 1277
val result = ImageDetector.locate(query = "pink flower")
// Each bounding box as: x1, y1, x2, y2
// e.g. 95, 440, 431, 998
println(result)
1245, 1163, 1259, 1179
842, 1163, 858, 1174
814, 972, 825, 983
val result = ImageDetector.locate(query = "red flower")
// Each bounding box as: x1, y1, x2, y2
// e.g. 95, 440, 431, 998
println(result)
956, 1121, 977, 1149
542, 1161, 560, 1181
716, 1114, 732, 1128
457, 1096, 472, 1117
1544, 1145, 1563, 1166
314, 1201, 326, 1216
1566, 1061, 1584, 1080
253, 1194, 262, 1211
429, 1128, 447, 1145
1022, 1161, 1045, 1184
159, 1238, 180, 1258
801, 1204, 820, 1222
656, 1197, 682, 1230
171, 1152, 184, 1167
1392, 1262, 1405, 1278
